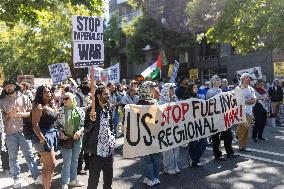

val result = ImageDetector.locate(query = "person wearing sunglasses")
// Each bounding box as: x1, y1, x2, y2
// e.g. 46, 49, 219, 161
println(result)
57, 92, 85, 189
32, 85, 58, 189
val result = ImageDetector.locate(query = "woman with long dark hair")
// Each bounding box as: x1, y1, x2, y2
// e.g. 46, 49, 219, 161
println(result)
83, 85, 115, 189
32, 85, 58, 189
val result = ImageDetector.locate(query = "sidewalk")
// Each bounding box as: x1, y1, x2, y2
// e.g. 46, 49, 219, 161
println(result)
0, 174, 29, 189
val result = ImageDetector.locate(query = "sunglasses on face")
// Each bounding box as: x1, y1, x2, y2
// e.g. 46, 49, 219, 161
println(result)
63, 97, 70, 101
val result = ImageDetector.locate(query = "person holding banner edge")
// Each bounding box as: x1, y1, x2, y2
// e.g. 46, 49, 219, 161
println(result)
138, 81, 161, 187
183, 83, 208, 167
206, 75, 240, 160
236, 73, 257, 152
159, 83, 181, 174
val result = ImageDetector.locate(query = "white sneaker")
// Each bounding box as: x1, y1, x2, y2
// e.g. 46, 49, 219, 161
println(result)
14, 179, 21, 188
69, 179, 84, 187
165, 169, 176, 175
142, 178, 156, 187
3, 170, 10, 175
35, 174, 43, 185
153, 178, 161, 185
62, 184, 68, 189
174, 168, 181, 174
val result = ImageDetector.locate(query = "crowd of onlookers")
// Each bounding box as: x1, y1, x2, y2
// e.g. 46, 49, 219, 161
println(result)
0, 73, 283, 188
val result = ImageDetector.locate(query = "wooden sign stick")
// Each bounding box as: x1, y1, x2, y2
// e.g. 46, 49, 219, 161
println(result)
90, 65, 96, 112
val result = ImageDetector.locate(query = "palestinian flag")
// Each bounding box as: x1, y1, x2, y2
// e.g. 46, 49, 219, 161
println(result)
141, 49, 167, 80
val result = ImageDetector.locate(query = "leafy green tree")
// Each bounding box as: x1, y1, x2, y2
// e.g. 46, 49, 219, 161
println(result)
122, 0, 194, 64
104, 15, 124, 66
0, 1, 104, 79
205, 0, 284, 53
0, 0, 104, 27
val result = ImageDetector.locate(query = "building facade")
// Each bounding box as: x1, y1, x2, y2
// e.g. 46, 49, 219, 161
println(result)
108, 0, 275, 83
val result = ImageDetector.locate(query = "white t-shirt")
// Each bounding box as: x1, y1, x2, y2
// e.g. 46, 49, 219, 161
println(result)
236, 85, 256, 115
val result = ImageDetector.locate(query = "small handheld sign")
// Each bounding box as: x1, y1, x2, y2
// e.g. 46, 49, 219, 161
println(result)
48, 63, 71, 83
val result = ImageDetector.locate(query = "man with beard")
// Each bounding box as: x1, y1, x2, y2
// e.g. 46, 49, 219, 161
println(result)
0, 79, 41, 188
84, 85, 115, 189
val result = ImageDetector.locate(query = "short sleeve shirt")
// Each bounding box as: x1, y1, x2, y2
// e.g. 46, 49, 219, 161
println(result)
236, 85, 256, 115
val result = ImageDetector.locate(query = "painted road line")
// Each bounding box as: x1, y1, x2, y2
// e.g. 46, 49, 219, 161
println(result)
245, 148, 284, 157
231, 145, 284, 157
207, 147, 284, 166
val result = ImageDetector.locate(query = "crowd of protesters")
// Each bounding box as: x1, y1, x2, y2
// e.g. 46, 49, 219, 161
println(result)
0, 72, 283, 188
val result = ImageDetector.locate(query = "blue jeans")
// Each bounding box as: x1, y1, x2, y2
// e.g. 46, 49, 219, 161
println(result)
141, 153, 161, 181
5, 132, 40, 180
61, 139, 82, 185
188, 138, 207, 163
163, 147, 179, 172
113, 111, 119, 135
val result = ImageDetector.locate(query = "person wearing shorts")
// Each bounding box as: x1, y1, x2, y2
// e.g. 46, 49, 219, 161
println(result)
32, 86, 58, 189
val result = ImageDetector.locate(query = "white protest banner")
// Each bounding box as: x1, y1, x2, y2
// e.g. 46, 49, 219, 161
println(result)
48, 63, 71, 83
123, 90, 245, 158
169, 60, 180, 83
17, 75, 34, 86
72, 16, 104, 68
90, 63, 120, 84
34, 78, 53, 88
236, 67, 262, 80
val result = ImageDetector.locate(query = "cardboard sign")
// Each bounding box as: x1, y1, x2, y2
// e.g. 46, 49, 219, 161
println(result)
189, 69, 198, 80
72, 16, 104, 68
169, 60, 180, 83
274, 62, 284, 77
0, 66, 4, 84
236, 67, 262, 80
48, 63, 71, 83
34, 78, 53, 88
17, 75, 34, 86
167, 64, 174, 77
123, 90, 245, 158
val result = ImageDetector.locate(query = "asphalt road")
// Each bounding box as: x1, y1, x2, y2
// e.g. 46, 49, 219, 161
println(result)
1, 124, 284, 189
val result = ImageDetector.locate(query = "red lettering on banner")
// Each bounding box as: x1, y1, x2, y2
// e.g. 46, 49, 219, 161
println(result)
161, 106, 172, 126
181, 103, 189, 121
224, 107, 241, 129
161, 103, 190, 126
172, 105, 181, 123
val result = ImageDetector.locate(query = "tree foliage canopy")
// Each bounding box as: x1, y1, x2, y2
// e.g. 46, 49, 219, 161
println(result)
0, 1, 104, 79
0, 0, 104, 27
123, 0, 194, 64
204, 0, 284, 53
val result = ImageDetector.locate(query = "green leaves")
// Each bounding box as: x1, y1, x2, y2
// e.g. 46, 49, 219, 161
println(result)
206, 0, 284, 54
0, 1, 104, 79
121, 9, 194, 64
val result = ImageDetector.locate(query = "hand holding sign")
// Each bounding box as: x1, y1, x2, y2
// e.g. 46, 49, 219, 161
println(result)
90, 111, 96, 122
